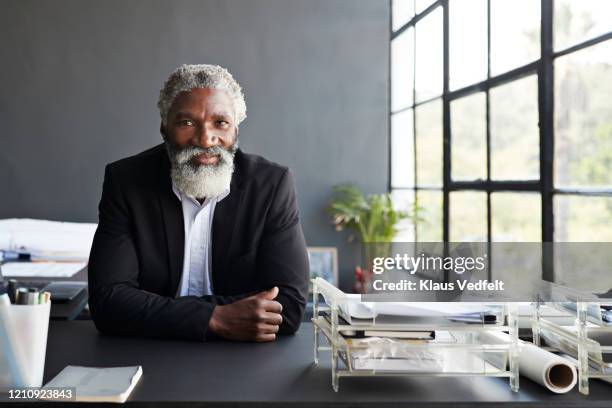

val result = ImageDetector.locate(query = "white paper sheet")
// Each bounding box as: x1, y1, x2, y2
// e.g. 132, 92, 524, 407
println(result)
1, 262, 86, 278
0, 219, 97, 261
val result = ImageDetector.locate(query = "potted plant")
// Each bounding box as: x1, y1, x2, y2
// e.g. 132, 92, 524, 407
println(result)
327, 184, 418, 293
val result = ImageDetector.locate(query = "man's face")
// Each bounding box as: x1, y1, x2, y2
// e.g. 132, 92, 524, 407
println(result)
162, 88, 239, 199
163, 88, 237, 160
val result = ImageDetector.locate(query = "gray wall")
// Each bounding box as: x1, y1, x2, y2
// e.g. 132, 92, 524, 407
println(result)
0, 0, 389, 291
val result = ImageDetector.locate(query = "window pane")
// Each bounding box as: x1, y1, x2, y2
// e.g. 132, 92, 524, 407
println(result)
555, 40, 612, 188
391, 110, 415, 188
392, 0, 415, 32
391, 189, 416, 241
490, 76, 540, 180
490, 0, 540, 75
415, 0, 435, 14
450, 192, 487, 242
491, 193, 541, 241
554, 0, 612, 51
449, 0, 487, 90
415, 7, 442, 102
391, 28, 414, 111
416, 190, 442, 241
451, 92, 487, 181
416, 99, 442, 187
555, 195, 612, 242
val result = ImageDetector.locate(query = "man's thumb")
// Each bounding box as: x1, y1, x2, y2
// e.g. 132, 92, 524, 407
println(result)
259, 286, 279, 300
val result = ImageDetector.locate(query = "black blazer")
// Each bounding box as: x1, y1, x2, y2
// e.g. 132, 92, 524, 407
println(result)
88, 144, 309, 341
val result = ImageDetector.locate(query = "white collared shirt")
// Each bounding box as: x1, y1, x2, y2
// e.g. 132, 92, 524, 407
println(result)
172, 185, 229, 297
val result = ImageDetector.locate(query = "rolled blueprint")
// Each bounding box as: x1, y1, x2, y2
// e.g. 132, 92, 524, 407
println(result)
482, 331, 577, 394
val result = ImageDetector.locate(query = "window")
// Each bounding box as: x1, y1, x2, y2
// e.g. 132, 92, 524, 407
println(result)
392, 0, 415, 32
450, 92, 486, 181
449, 0, 486, 90
554, 0, 612, 50
391, 109, 414, 188
450, 191, 486, 241
490, 0, 540, 76
554, 41, 612, 188
391, 28, 414, 111
489, 75, 540, 180
415, 99, 442, 187
390, 0, 612, 281
415, 7, 443, 101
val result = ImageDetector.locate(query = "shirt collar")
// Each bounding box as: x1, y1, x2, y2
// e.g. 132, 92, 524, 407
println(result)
172, 183, 230, 206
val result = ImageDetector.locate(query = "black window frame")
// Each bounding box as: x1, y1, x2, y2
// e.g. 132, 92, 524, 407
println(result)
389, 0, 612, 281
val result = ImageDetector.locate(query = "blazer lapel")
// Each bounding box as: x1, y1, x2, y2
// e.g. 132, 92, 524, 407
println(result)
157, 153, 184, 295
212, 150, 245, 288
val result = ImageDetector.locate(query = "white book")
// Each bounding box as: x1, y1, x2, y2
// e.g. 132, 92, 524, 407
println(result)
43, 366, 142, 403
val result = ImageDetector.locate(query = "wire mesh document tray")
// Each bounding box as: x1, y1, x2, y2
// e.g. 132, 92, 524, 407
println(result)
311, 278, 520, 392
532, 283, 612, 395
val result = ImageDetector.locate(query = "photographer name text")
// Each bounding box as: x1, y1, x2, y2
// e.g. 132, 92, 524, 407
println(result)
372, 279, 505, 292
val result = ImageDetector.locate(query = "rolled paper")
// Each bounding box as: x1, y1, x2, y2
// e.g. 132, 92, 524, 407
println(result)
482, 331, 577, 394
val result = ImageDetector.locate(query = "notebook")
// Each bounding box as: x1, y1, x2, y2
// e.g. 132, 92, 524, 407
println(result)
43, 366, 142, 403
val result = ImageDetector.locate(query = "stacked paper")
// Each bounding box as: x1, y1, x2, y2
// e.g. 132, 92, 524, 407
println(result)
0, 219, 97, 261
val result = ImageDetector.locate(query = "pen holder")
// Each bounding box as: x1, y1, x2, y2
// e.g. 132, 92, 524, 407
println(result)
0, 301, 51, 391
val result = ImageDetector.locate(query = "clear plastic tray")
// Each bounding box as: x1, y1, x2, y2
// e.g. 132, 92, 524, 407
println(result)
312, 278, 520, 392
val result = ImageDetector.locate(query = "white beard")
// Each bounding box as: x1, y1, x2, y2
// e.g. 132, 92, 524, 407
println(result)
166, 143, 237, 199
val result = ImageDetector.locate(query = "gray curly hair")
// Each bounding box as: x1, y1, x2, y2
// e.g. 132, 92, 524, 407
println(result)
158, 64, 247, 127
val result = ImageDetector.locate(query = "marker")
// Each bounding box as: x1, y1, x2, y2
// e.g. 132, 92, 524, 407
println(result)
38, 291, 51, 304
7, 279, 17, 304
15, 288, 29, 305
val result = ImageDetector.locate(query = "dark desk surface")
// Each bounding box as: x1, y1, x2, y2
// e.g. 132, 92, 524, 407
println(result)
4, 321, 611, 407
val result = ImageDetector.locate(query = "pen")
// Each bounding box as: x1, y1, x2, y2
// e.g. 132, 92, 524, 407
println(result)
15, 288, 29, 305
7, 279, 17, 304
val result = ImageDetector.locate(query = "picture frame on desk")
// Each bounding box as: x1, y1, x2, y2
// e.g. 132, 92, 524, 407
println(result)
307, 247, 338, 293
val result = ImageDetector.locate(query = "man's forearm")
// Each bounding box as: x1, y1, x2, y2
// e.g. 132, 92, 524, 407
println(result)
90, 283, 215, 341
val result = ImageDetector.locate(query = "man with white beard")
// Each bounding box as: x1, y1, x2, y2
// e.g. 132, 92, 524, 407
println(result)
88, 64, 309, 342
